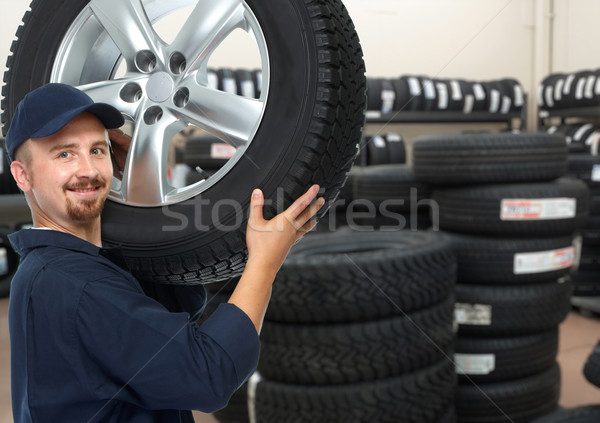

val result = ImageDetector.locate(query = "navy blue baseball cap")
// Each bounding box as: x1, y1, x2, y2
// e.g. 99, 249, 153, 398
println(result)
5, 83, 124, 161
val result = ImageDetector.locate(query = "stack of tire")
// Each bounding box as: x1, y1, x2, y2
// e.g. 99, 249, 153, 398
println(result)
354, 133, 406, 166
413, 132, 590, 423
251, 229, 458, 422
367, 76, 524, 115
545, 125, 600, 313
538, 70, 600, 111
206, 68, 263, 99
529, 340, 600, 422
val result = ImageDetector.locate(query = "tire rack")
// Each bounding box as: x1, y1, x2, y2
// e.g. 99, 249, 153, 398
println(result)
365, 95, 528, 131
538, 107, 600, 128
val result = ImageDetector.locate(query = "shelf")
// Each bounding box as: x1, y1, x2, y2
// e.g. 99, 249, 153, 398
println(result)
539, 107, 600, 119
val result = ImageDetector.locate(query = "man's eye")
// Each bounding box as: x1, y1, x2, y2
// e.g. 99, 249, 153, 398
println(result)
59, 152, 71, 159
91, 148, 105, 155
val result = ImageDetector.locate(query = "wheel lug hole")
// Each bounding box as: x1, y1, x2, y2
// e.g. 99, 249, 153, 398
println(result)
173, 88, 189, 108
144, 106, 163, 125
169, 52, 187, 75
120, 83, 143, 103
135, 50, 157, 73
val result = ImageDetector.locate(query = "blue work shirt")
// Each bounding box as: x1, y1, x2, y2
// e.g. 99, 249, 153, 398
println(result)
8, 229, 259, 423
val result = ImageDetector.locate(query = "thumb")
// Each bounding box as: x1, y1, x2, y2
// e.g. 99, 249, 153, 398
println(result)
248, 188, 265, 226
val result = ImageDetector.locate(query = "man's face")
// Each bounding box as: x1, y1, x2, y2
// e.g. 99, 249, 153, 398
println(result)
17, 112, 113, 226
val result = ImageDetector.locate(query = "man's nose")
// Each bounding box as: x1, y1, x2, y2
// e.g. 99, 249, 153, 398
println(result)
77, 154, 100, 179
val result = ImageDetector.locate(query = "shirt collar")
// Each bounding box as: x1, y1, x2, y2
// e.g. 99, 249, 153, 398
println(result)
8, 228, 129, 271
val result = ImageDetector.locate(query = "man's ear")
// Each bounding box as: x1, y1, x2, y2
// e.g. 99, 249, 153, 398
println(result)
10, 160, 32, 192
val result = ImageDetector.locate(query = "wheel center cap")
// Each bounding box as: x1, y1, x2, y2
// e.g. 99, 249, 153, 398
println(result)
146, 72, 174, 103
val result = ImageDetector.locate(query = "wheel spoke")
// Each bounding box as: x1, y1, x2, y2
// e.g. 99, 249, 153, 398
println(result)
174, 83, 264, 147
170, 0, 246, 74
119, 103, 178, 206
89, 0, 164, 70
77, 78, 148, 119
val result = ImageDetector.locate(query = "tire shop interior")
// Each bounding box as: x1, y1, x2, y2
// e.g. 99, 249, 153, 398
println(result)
0, 0, 600, 422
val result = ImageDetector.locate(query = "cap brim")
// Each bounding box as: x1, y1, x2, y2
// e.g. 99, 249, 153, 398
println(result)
30, 102, 125, 139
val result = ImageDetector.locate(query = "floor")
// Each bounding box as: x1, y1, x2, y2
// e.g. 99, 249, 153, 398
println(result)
0, 299, 597, 423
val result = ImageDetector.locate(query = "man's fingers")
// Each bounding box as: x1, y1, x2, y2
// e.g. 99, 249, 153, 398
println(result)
286, 184, 320, 219
295, 197, 326, 228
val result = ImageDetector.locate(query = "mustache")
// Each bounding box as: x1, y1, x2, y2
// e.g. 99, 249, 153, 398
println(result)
64, 177, 108, 190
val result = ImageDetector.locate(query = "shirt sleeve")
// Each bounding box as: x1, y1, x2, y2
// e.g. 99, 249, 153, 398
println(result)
74, 276, 259, 413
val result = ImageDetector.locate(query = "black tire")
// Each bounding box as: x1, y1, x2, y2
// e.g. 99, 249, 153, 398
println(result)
346, 164, 432, 212
455, 279, 573, 336
419, 76, 438, 111
392, 76, 422, 111
456, 363, 560, 423
578, 245, 600, 272
583, 340, 600, 388
568, 154, 600, 187
182, 134, 233, 171
266, 230, 456, 323
259, 296, 455, 384
571, 271, 600, 296
253, 359, 457, 423
413, 133, 568, 185
0, 227, 19, 297
1, 0, 366, 283
530, 405, 600, 423
433, 178, 590, 237
455, 329, 558, 383
449, 233, 576, 284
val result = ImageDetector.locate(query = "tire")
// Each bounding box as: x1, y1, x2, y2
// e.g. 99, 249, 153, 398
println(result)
182, 134, 233, 171
2, 0, 366, 283
266, 230, 456, 323
568, 154, 600, 187
346, 164, 432, 212
449, 233, 577, 284
455, 329, 558, 383
258, 296, 455, 384
253, 359, 457, 423
0, 228, 19, 297
583, 340, 600, 388
530, 406, 600, 423
433, 178, 590, 237
455, 279, 573, 336
413, 133, 568, 185
571, 271, 600, 296
456, 363, 560, 423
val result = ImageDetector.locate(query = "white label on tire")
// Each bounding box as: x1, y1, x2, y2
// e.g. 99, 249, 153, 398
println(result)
408, 77, 421, 96
207, 72, 218, 90
451, 80, 463, 100
513, 246, 575, 275
256, 71, 263, 93
386, 133, 402, 142
545, 86, 555, 108
592, 164, 600, 182
455, 303, 492, 326
210, 143, 237, 159
473, 84, 485, 101
500, 198, 576, 220
574, 123, 593, 142
595, 78, 600, 96
500, 96, 512, 114
575, 78, 586, 100
585, 75, 596, 99
537, 85, 545, 106
436, 83, 449, 110
547, 126, 558, 134
381, 89, 395, 114
223, 77, 237, 94
248, 372, 262, 423
372, 135, 386, 148
365, 111, 381, 119
489, 90, 500, 113
423, 79, 436, 99
563, 74, 576, 95
455, 353, 496, 375
463, 95, 475, 113
554, 79, 565, 101
0, 248, 7, 276
513, 85, 524, 106
241, 80, 255, 98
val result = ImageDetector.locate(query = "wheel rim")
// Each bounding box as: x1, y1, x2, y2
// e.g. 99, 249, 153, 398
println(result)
50, 0, 270, 207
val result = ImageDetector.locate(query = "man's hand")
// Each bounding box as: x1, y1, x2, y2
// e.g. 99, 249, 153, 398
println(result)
228, 184, 325, 334
107, 128, 131, 172
245, 184, 325, 276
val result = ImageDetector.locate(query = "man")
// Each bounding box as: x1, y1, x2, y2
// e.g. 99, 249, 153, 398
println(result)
5, 83, 324, 422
